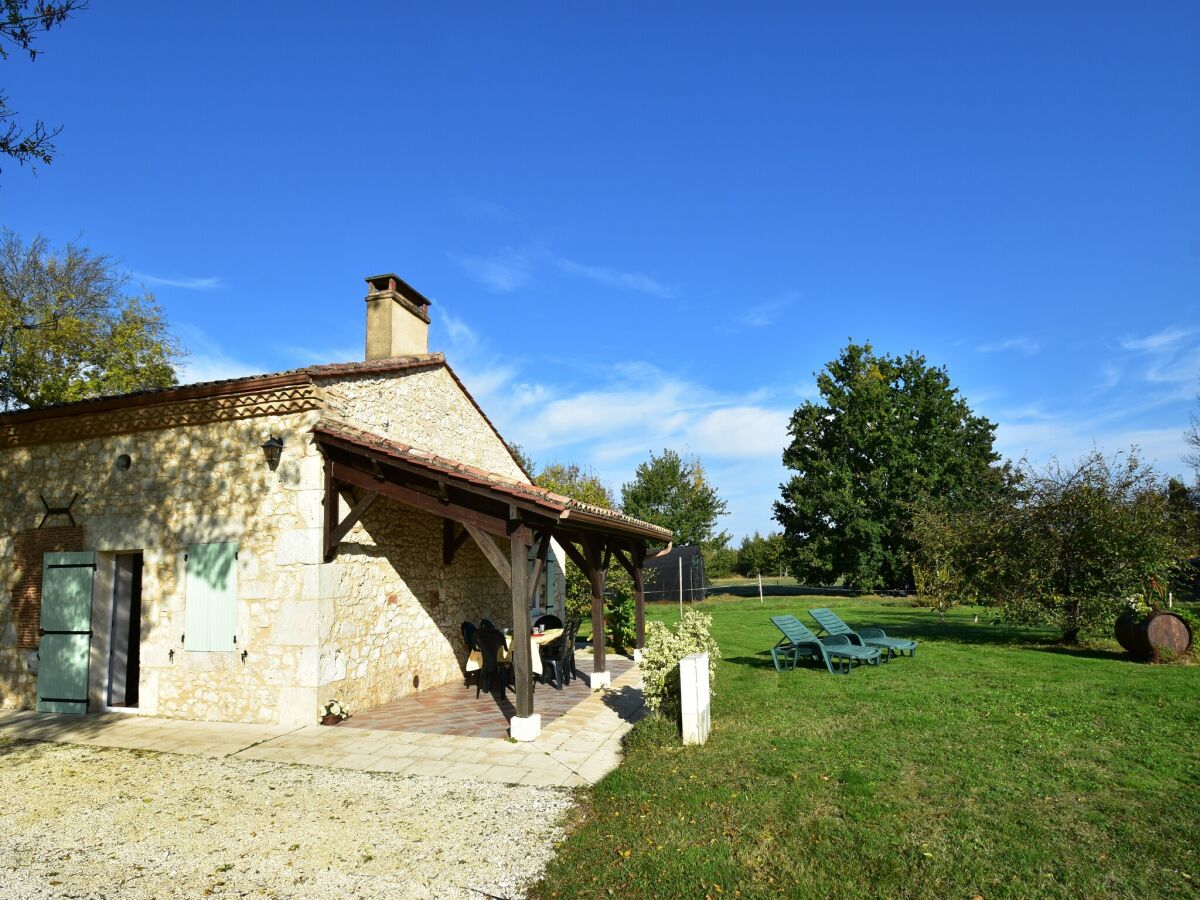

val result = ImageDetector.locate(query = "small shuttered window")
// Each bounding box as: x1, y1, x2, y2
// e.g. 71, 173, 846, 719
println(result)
527, 546, 561, 611
184, 542, 238, 651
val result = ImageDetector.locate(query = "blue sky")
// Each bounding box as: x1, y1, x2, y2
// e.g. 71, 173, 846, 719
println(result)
4, 2, 1198, 540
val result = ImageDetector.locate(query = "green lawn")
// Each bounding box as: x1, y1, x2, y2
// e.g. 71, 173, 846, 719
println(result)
537, 595, 1200, 899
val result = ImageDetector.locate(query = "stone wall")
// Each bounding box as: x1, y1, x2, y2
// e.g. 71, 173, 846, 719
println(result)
0, 409, 326, 725
319, 366, 528, 482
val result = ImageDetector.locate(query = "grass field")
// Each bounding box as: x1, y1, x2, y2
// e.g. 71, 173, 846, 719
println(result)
536, 594, 1199, 899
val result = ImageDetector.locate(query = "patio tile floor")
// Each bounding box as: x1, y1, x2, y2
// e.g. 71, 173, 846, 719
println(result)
0, 660, 647, 787
339, 652, 636, 739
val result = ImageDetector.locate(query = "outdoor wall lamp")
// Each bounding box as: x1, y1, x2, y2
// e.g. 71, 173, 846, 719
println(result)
261, 435, 285, 470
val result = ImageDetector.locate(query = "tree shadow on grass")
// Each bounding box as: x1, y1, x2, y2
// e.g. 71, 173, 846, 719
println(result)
725, 653, 822, 672
1024, 644, 1131, 663
844, 617, 1039, 647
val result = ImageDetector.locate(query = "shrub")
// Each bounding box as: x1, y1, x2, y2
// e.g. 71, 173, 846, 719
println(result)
606, 590, 636, 653
640, 609, 720, 722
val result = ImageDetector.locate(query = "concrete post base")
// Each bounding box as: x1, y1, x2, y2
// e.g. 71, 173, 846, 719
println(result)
632, 649, 644, 663
680, 652, 711, 746
590, 670, 611, 690
509, 713, 541, 741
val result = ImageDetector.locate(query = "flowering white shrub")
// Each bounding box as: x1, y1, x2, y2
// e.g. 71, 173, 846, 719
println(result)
320, 699, 349, 720
640, 609, 719, 721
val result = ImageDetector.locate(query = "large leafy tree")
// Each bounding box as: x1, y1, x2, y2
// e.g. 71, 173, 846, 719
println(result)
621, 448, 730, 557
931, 451, 1182, 643
1166, 477, 1199, 561
536, 462, 615, 509
775, 341, 1006, 590
0, 229, 185, 410
1, 1, 85, 173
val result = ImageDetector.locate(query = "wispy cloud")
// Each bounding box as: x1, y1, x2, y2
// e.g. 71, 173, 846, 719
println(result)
1120, 326, 1196, 352
550, 255, 674, 298
978, 336, 1041, 355
995, 418, 1188, 474
278, 344, 361, 365
451, 244, 674, 298
448, 246, 534, 293
731, 292, 799, 330
132, 272, 224, 291
434, 306, 791, 537
175, 325, 265, 384
1114, 324, 1200, 397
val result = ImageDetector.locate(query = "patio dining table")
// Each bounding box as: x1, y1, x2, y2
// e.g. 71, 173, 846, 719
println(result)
465, 628, 564, 678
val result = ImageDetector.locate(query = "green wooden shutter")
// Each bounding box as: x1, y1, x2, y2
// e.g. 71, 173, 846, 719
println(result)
546, 557, 556, 609
185, 542, 238, 651
37, 551, 96, 714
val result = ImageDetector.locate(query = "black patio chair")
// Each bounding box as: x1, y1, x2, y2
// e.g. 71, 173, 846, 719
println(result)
475, 627, 511, 698
479, 618, 496, 630
461, 620, 479, 687
461, 620, 478, 651
540, 617, 581, 690
534, 613, 563, 631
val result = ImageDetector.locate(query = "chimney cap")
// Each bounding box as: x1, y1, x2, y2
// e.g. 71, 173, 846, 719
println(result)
364, 273, 433, 309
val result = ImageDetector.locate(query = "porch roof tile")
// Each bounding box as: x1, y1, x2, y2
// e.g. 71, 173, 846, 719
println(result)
313, 419, 673, 542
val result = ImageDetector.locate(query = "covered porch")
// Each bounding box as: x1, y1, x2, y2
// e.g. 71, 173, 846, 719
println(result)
314, 421, 673, 742
341, 653, 637, 739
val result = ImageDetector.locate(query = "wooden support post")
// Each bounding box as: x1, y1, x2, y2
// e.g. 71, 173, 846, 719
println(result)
322, 456, 339, 561
583, 535, 609, 687
614, 545, 647, 658
509, 507, 538, 738
633, 543, 646, 653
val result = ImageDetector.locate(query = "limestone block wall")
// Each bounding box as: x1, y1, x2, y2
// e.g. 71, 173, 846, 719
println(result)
0, 409, 325, 725
319, 366, 528, 482
317, 498, 511, 715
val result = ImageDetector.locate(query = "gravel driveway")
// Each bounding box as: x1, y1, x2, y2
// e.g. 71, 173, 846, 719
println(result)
0, 738, 573, 899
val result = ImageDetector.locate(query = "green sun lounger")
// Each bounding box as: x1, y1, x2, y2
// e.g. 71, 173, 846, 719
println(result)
808, 608, 918, 660
770, 615, 882, 674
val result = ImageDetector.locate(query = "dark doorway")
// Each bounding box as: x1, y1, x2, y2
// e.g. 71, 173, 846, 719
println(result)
108, 552, 143, 707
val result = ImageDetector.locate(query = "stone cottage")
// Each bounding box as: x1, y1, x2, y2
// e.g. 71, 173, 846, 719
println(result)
0, 274, 670, 740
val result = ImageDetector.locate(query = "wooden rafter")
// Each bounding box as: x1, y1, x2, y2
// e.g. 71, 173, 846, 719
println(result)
464, 523, 512, 587
331, 461, 510, 537
323, 489, 378, 562
559, 537, 589, 573
442, 519, 470, 566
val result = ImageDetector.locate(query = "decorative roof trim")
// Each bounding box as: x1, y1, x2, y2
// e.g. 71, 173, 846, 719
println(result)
0, 354, 443, 432
0, 383, 325, 449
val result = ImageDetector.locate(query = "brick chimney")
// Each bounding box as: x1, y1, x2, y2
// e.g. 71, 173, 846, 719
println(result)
364, 273, 432, 360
